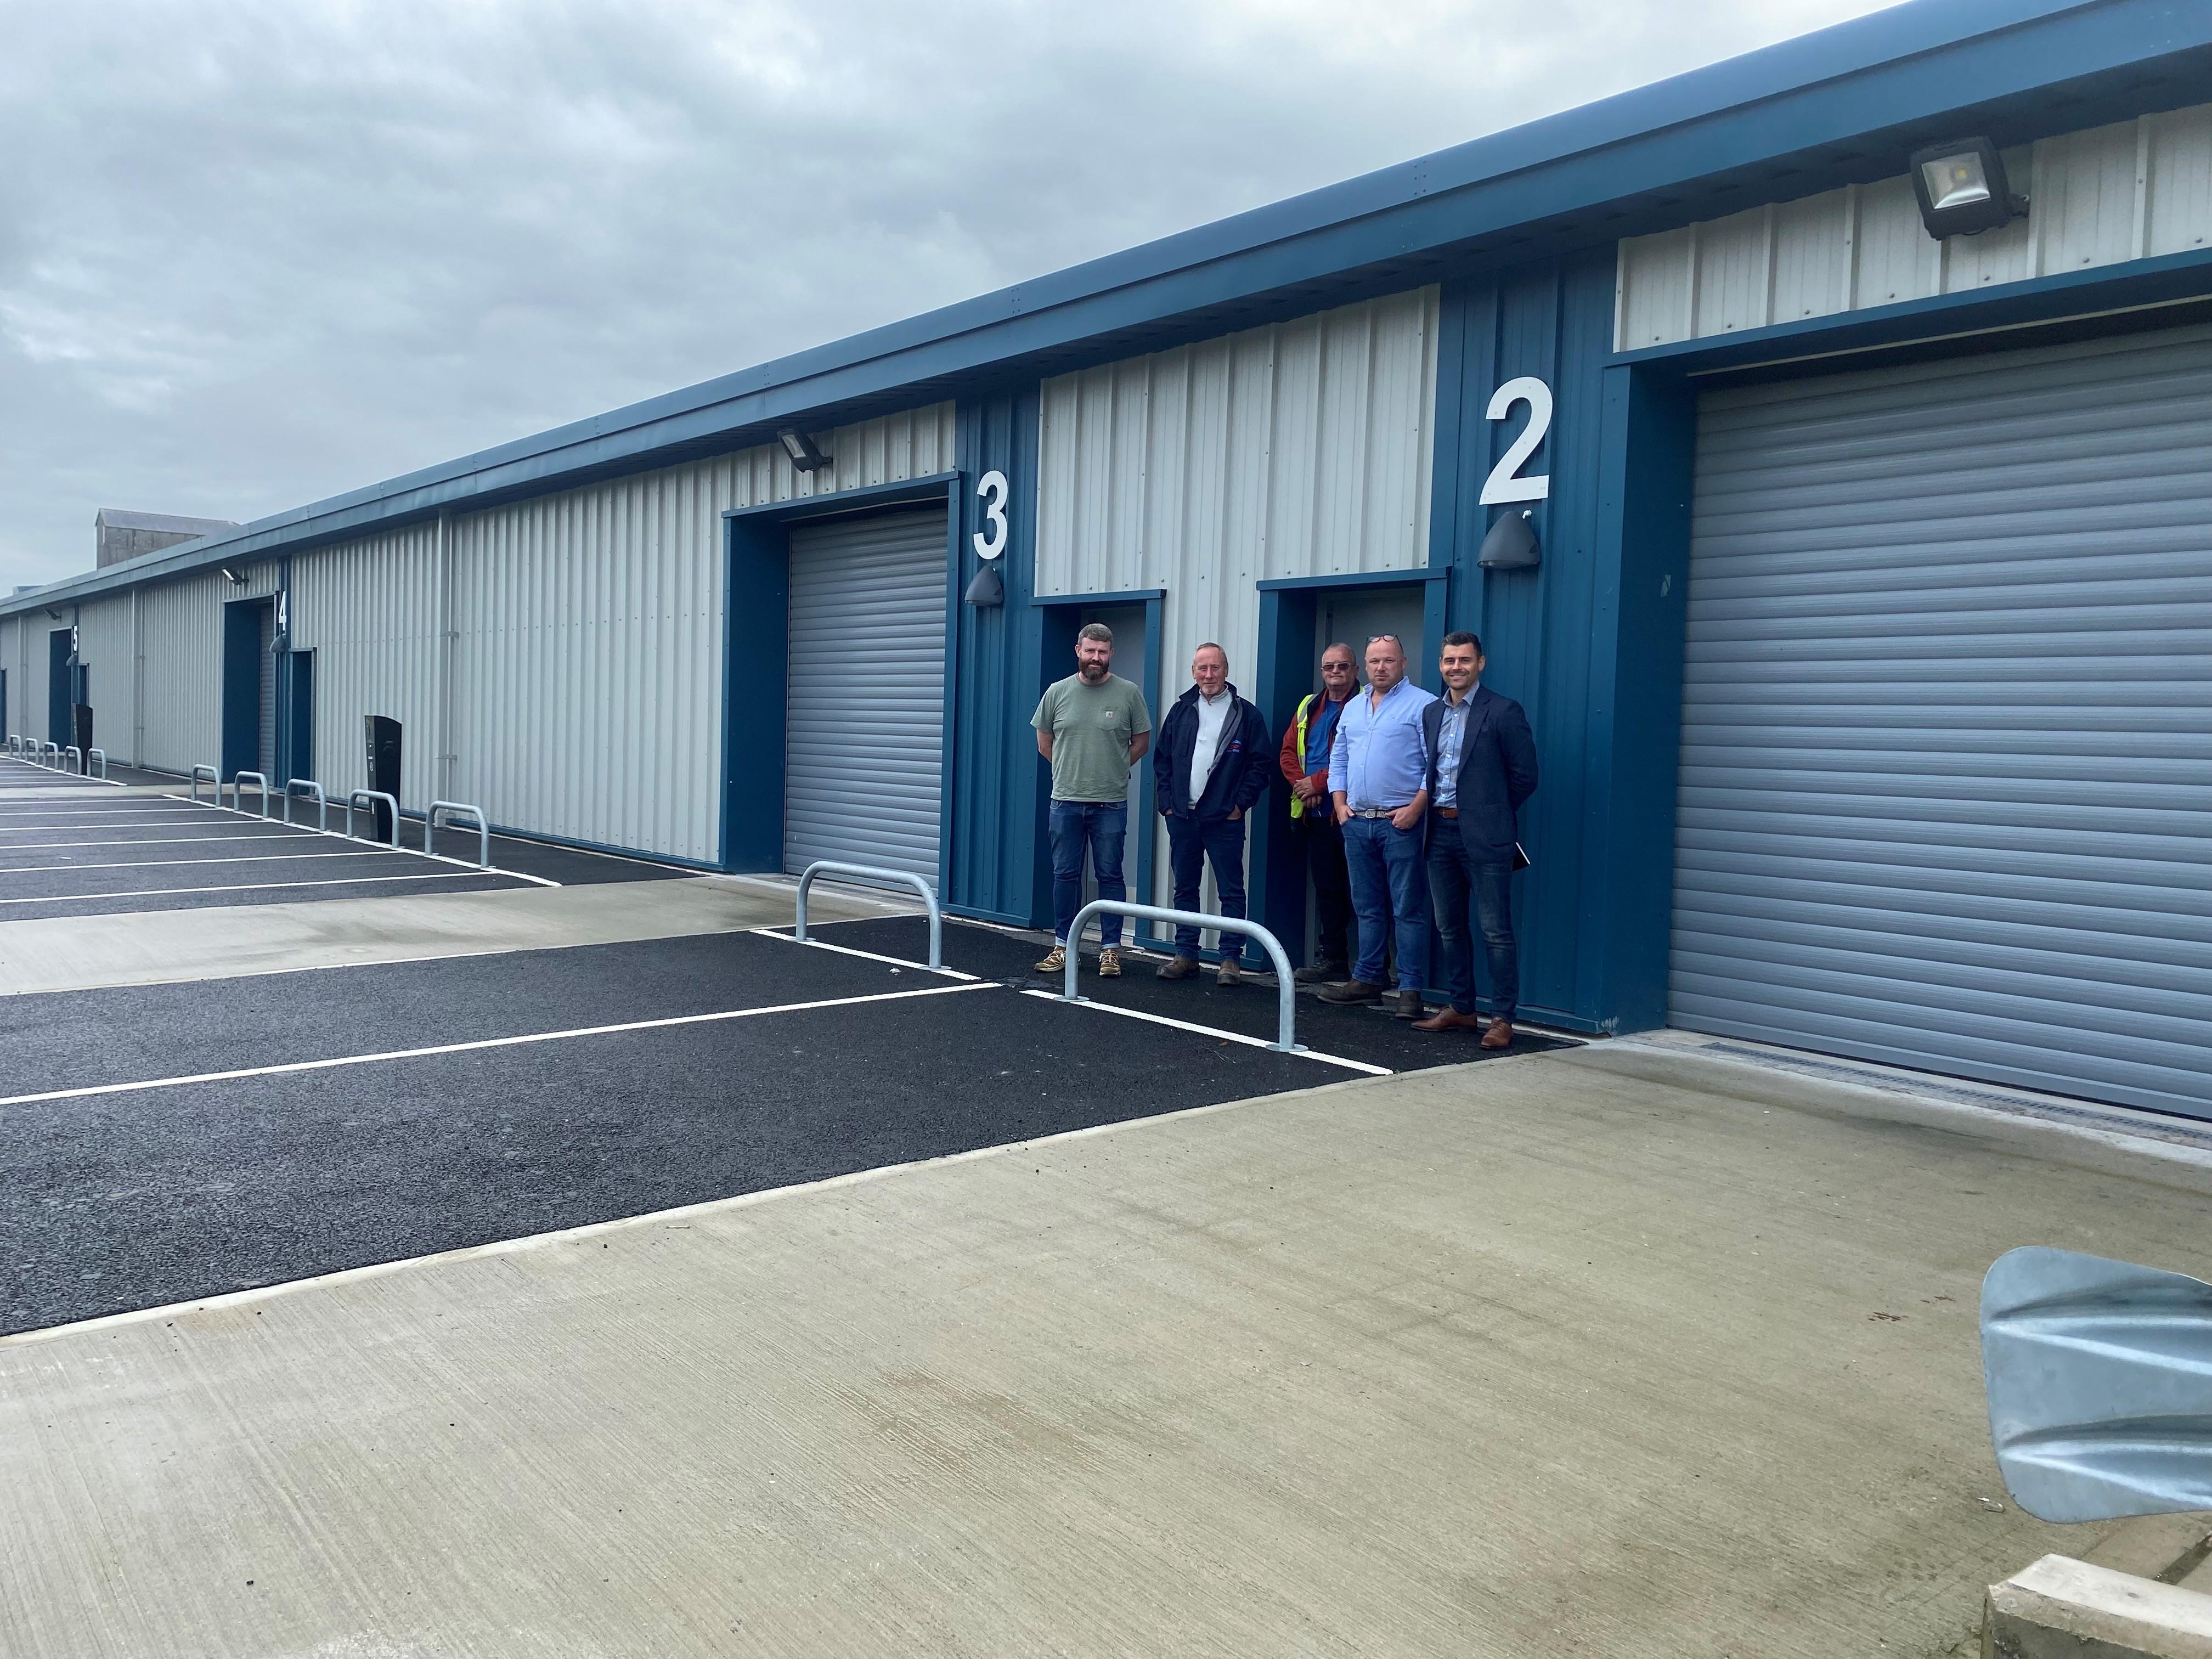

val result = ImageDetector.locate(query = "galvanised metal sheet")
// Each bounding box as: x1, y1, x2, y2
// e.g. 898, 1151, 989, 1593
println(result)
288, 522, 443, 803
135, 567, 276, 776
1036, 288, 1436, 902
71, 593, 137, 765
783, 509, 949, 881
1616, 103, 2212, 349
1672, 321, 2212, 1116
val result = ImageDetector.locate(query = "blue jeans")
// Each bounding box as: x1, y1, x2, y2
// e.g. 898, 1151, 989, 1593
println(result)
1049, 799, 1127, 946
1427, 837, 1519, 1020
1164, 812, 1246, 959
1341, 815, 1429, 990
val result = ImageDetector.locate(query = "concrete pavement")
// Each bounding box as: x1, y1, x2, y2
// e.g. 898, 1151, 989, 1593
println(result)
7, 1042, 2208, 1656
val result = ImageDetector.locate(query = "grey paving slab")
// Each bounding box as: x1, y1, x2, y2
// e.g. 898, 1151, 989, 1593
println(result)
5, 1045, 2207, 1656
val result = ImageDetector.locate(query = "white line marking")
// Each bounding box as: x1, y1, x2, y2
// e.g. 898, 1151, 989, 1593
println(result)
0, 832, 324, 851
0, 819, 234, 831
0, 870, 510, 906
1017, 987, 1392, 1076
0, 980, 1000, 1107
747, 927, 980, 981
0, 849, 407, 875
151, 793, 563, 890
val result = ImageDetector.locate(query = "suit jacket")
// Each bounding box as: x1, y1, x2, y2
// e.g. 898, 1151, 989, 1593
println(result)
1421, 685, 1538, 862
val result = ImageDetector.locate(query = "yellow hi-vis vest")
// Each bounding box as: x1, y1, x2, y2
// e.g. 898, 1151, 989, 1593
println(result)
1290, 693, 1326, 819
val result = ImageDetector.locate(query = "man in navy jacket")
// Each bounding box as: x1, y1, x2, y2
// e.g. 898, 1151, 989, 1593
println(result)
1416, 631, 1538, 1047
1152, 642, 1273, 985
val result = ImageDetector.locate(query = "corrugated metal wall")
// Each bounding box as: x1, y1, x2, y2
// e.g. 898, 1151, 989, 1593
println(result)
72, 593, 136, 763
135, 566, 279, 775
444, 403, 955, 862
1, 616, 22, 741
1616, 103, 2212, 348
1034, 289, 1437, 898
290, 523, 443, 803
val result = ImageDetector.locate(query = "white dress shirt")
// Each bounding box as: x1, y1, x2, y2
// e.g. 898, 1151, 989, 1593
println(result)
1188, 687, 1233, 805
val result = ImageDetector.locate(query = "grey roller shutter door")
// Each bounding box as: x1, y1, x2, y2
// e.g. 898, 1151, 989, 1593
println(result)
785, 509, 949, 881
1673, 323, 2212, 1118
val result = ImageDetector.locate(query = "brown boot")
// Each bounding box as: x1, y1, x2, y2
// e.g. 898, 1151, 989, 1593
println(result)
1317, 979, 1382, 1005
1411, 1008, 1485, 1033
1480, 1018, 1515, 1050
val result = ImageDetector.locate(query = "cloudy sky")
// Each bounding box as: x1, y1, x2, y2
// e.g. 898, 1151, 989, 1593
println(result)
1, 0, 1898, 589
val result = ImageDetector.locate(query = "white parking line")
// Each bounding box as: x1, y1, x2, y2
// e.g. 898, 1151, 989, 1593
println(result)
0, 849, 405, 875
1018, 988, 1392, 1076
747, 927, 980, 981
0, 819, 232, 831
0, 870, 506, 906
0, 981, 1000, 1107
0, 832, 325, 851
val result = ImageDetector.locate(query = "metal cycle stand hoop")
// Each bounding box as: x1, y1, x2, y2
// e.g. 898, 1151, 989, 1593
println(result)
428, 800, 491, 870
87, 748, 106, 779
190, 764, 218, 803
284, 778, 328, 832
232, 770, 271, 818
63, 746, 81, 775
1062, 900, 1304, 1054
346, 789, 401, 849
793, 860, 942, 970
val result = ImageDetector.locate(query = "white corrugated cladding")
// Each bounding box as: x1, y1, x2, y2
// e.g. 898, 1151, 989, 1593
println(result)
1035, 287, 1437, 901
72, 594, 136, 764
1672, 321, 2212, 1116
1617, 103, 2212, 348
135, 566, 279, 774
288, 522, 442, 804
444, 404, 955, 863
1, 616, 19, 738
783, 509, 949, 879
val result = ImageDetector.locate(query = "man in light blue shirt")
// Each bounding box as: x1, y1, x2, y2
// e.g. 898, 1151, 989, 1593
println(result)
1318, 634, 1437, 1018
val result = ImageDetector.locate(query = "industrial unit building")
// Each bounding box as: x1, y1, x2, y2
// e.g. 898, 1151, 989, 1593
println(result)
7, 0, 2210, 1116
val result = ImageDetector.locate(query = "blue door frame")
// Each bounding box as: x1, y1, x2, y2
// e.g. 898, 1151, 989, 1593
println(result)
1252, 568, 1449, 969
720, 473, 961, 879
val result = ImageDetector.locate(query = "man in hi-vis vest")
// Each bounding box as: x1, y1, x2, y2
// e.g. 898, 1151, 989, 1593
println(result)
1276, 642, 1359, 983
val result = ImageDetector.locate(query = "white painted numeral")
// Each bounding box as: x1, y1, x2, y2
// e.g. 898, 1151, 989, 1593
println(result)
1479, 376, 1552, 505
973, 470, 1009, 560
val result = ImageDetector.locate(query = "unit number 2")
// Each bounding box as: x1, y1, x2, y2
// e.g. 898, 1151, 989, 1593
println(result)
973, 470, 1009, 560
1479, 376, 1552, 505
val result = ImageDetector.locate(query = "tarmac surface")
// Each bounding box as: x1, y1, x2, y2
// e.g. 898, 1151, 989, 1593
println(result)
8, 1041, 2209, 1657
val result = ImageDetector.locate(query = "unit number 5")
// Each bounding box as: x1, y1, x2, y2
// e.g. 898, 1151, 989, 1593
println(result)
1479, 376, 1552, 505
973, 470, 1009, 560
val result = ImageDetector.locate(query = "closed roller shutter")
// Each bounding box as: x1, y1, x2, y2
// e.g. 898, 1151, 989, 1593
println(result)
785, 509, 948, 881
1673, 323, 2212, 1118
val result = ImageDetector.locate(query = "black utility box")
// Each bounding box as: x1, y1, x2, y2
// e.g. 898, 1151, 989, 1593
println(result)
363, 715, 402, 842
70, 705, 92, 770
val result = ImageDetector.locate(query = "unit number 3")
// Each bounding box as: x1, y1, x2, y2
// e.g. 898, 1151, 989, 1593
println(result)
1479, 376, 1553, 505
973, 470, 1009, 560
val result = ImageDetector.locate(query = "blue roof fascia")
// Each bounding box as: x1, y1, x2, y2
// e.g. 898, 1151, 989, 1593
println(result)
17, 0, 2205, 619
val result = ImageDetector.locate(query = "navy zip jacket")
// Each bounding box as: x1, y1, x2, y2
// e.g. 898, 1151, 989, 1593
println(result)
1153, 682, 1273, 819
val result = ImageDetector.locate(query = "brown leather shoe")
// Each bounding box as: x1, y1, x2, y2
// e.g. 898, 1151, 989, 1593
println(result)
1480, 1018, 1515, 1050
1411, 1008, 1485, 1033
1317, 978, 1383, 1005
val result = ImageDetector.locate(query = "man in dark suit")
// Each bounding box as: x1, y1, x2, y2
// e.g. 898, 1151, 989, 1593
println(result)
1414, 631, 1538, 1048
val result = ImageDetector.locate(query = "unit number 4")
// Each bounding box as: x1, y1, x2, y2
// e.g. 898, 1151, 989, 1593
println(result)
973, 470, 1009, 560
1479, 376, 1552, 505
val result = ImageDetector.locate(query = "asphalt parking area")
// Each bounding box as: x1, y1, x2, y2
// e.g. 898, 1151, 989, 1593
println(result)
0, 791, 544, 918
4, 924, 1414, 1334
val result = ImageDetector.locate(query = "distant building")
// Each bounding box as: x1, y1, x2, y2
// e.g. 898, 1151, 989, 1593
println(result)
94, 509, 238, 570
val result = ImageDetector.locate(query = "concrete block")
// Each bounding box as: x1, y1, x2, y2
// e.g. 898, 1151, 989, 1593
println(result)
1984, 1555, 2212, 1658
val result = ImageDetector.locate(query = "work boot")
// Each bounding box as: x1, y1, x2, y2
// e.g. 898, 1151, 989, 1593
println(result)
1034, 944, 1067, 975
1411, 1007, 1485, 1034
1156, 955, 1199, 980
1293, 959, 1348, 985
1481, 1018, 1516, 1051
1318, 979, 1381, 1005
1215, 955, 1243, 987
1394, 989, 1425, 1020
1097, 947, 1122, 978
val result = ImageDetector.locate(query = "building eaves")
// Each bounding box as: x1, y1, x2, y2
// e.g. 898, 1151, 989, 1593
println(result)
13, 0, 2206, 619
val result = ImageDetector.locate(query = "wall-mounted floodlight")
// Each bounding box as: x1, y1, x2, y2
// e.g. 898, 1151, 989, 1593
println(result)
1477, 509, 1541, 571
220, 566, 250, 585
777, 429, 833, 473
1909, 138, 2026, 239
963, 563, 1005, 607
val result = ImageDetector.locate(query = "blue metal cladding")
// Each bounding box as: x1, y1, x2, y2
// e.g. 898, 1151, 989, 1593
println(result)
1431, 249, 1679, 1033
946, 388, 1046, 927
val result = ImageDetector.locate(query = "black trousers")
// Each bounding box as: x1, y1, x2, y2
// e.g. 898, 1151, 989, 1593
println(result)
1297, 809, 1353, 964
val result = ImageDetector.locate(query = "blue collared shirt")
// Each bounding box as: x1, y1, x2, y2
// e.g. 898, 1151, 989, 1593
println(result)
1434, 685, 1478, 809
1327, 678, 1437, 811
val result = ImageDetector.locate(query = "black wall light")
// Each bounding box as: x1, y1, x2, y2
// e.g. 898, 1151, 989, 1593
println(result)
1909, 138, 2027, 239
1477, 509, 1541, 571
963, 563, 1004, 607
777, 428, 833, 473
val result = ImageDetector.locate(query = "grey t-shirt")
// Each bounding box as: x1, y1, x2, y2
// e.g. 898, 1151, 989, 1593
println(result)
1032, 673, 1152, 803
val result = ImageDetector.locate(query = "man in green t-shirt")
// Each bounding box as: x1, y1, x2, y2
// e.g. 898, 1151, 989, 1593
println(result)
1031, 623, 1152, 977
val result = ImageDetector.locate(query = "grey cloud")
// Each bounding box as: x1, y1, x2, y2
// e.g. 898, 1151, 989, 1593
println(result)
0, 0, 1894, 588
